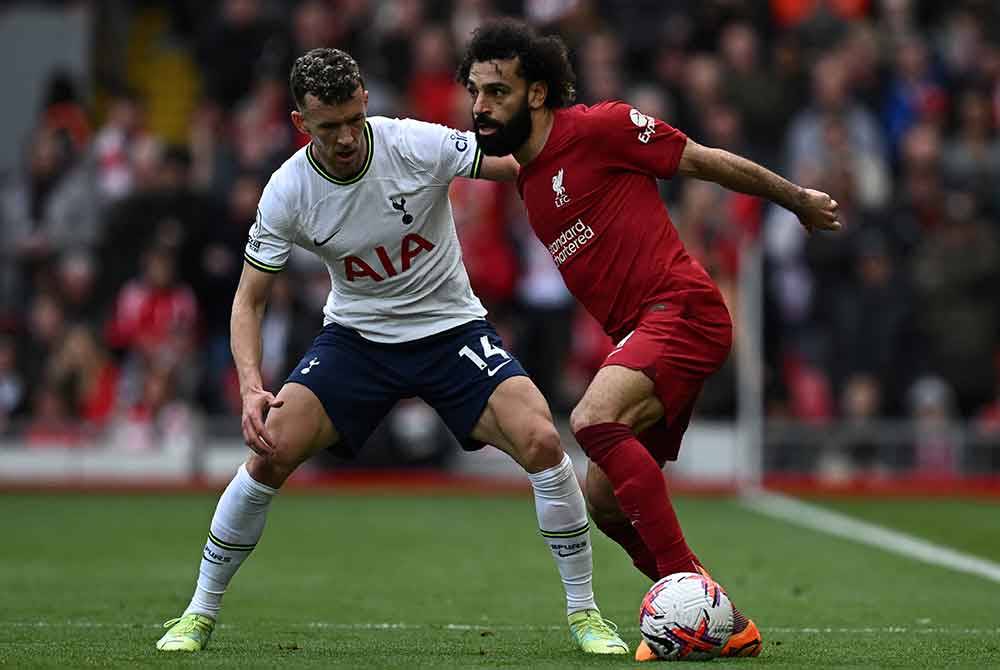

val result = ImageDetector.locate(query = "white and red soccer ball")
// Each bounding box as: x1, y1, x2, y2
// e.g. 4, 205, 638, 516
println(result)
638, 572, 735, 661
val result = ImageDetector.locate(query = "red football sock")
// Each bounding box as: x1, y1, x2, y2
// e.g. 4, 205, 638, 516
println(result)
575, 422, 698, 579
592, 517, 659, 581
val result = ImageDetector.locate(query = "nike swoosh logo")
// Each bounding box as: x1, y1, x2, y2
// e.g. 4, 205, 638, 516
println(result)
557, 548, 586, 557
487, 360, 513, 377
313, 229, 340, 246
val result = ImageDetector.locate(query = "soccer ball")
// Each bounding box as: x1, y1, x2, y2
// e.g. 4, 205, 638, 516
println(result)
638, 572, 734, 661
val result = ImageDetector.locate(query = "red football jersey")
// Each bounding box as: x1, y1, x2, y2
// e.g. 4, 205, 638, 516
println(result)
516, 101, 719, 341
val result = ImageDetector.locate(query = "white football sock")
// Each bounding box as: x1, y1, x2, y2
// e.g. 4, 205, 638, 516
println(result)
184, 464, 278, 619
528, 452, 597, 614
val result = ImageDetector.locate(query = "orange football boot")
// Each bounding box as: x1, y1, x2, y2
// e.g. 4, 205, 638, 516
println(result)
720, 617, 762, 657
634, 639, 658, 662
693, 564, 763, 658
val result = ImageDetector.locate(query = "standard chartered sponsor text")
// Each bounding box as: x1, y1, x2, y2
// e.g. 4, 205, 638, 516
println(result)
547, 219, 595, 267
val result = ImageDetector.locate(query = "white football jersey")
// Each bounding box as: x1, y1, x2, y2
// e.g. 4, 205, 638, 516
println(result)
244, 116, 488, 343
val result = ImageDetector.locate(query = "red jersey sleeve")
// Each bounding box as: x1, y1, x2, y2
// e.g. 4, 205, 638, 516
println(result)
584, 101, 687, 179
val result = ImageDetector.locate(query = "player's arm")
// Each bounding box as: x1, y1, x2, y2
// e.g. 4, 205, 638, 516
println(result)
477, 155, 520, 182
231, 262, 283, 457
677, 139, 842, 233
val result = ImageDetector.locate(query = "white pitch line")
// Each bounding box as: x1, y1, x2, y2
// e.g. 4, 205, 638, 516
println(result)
3, 621, 999, 635
740, 491, 1000, 584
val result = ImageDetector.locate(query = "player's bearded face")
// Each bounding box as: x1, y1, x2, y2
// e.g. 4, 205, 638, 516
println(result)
474, 92, 532, 156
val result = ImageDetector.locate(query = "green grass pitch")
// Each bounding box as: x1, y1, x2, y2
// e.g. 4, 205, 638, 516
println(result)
1, 491, 998, 668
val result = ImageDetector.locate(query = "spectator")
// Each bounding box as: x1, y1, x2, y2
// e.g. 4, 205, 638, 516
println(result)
907, 375, 963, 476
374, 0, 426, 91
47, 324, 120, 429
677, 54, 724, 142
785, 52, 887, 183
911, 191, 999, 414
935, 9, 989, 89
196, 0, 278, 111
719, 21, 794, 158
405, 24, 462, 124
511, 219, 576, 415
98, 144, 224, 302
0, 336, 25, 434
232, 72, 295, 175
37, 69, 91, 155
451, 177, 518, 311
839, 373, 885, 474
19, 293, 67, 390
840, 21, 886, 115
105, 245, 199, 370
24, 382, 81, 447
890, 122, 945, 237
941, 87, 1000, 213
450, 0, 497, 49
975, 380, 1000, 434
91, 87, 147, 203
0, 125, 99, 311
831, 230, 914, 412
883, 34, 948, 162
55, 252, 100, 327
576, 30, 625, 103
770, 0, 870, 30
110, 364, 195, 452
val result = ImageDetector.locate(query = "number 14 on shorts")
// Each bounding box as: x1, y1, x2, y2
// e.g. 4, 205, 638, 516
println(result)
459, 336, 512, 377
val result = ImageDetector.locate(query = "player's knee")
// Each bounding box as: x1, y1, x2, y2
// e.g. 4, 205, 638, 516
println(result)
246, 452, 293, 488
517, 420, 563, 473
245, 428, 308, 488
570, 401, 611, 435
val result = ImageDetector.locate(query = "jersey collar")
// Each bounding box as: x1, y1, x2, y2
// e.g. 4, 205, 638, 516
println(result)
307, 121, 374, 185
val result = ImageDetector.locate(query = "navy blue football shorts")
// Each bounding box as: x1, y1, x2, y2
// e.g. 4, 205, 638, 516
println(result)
285, 319, 527, 459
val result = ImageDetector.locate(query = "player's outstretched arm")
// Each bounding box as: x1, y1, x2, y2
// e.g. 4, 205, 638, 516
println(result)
231, 263, 283, 457
478, 155, 520, 182
677, 139, 841, 233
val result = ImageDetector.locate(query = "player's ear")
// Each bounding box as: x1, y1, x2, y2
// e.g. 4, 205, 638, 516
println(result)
362, 89, 369, 106
528, 81, 548, 110
290, 109, 307, 135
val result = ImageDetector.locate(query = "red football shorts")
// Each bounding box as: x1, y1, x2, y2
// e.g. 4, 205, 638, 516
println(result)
599, 288, 733, 465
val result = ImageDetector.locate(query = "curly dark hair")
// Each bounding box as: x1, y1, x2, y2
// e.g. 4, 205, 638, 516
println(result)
457, 18, 576, 109
290, 48, 365, 109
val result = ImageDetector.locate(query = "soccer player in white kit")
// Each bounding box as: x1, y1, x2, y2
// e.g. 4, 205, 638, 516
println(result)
156, 48, 627, 656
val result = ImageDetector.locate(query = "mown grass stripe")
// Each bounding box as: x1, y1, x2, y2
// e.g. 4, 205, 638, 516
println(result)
741, 492, 1000, 584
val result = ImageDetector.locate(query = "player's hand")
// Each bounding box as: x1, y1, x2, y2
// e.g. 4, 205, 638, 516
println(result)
795, 188, 842, 233
241, 387, 284, 457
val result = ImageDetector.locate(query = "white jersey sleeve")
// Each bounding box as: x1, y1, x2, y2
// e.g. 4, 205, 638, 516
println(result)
244, 173, 295, 273
398, 119, 484, 185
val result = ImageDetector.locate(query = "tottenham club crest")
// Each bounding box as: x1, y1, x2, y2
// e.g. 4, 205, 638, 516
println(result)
552, 168, 570, 208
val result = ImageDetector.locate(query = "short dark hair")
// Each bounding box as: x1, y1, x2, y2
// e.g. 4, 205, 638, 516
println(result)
290, 48, 365, 109
457, 18, 576, 109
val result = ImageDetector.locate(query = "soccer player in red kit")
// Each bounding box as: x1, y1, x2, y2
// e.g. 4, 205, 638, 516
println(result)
459, 19, 841, 661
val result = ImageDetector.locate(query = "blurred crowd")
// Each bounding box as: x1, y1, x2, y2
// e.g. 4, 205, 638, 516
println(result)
1, 0, 1000, 461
